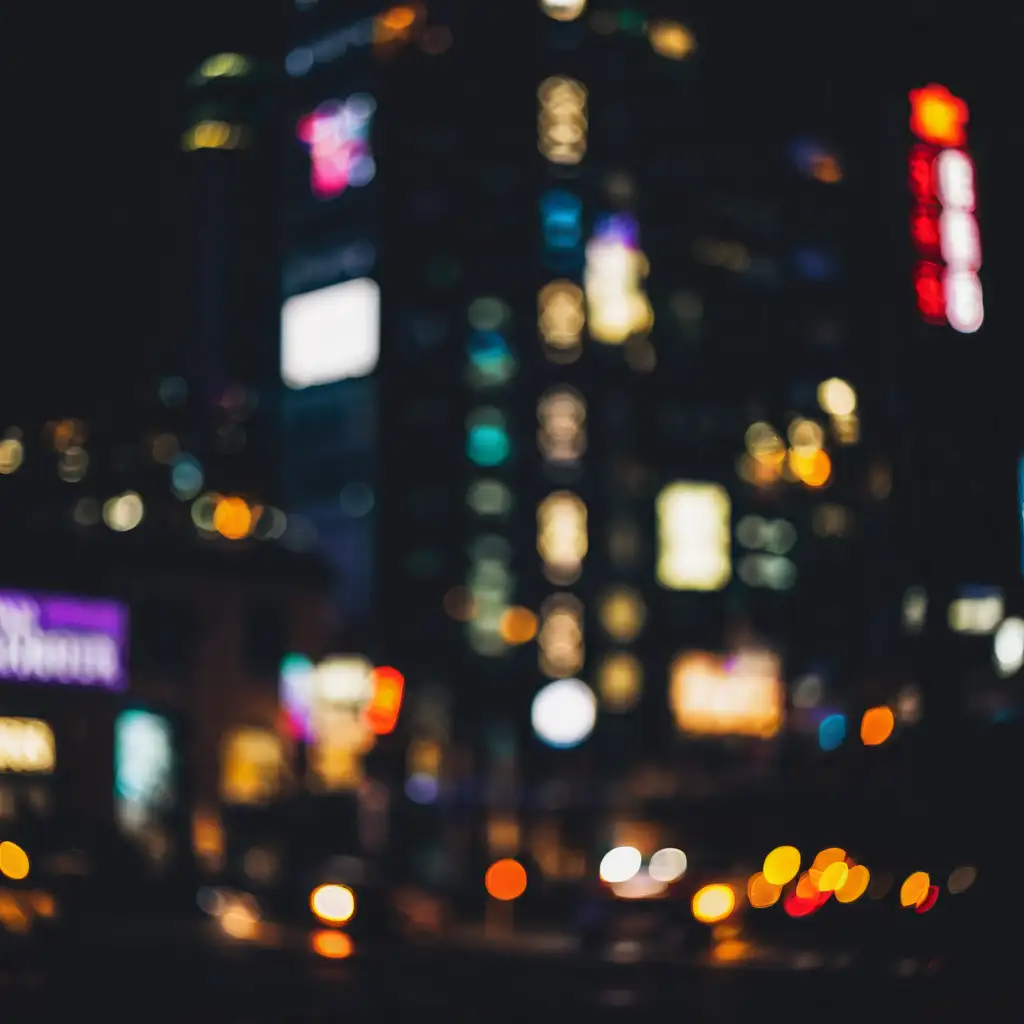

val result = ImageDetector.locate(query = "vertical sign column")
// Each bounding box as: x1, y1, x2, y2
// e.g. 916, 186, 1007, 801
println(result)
908, 84, 984, 335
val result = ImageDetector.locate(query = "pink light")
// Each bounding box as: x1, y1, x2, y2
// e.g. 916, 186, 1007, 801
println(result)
297, 96, 376, 201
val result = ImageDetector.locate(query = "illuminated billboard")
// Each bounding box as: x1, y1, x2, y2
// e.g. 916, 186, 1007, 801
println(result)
0, 590, 128, 692
908, 84, 984, 334
669, 651, 784, 739
0, 718, 55, 774
281, 277, 380, 389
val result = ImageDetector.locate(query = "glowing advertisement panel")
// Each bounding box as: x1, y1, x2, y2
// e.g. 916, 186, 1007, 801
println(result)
0, 591, 128, 692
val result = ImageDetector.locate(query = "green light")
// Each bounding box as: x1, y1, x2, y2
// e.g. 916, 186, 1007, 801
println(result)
467, 425, 510, 467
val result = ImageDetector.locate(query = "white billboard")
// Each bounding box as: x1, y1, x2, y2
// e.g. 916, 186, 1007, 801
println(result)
281, 277, 380, 389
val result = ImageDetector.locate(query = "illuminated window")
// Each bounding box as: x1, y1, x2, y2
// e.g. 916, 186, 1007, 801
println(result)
947, 590, 1003, 635
466, 536, 513, 656
539, 281, 585, 360
598, 652, 642, 712
468, 296, 511, 331
467, 409, 511, 467
221, 729, 286, 805
598, 587, 645, 642
541, 191, 583, 251
281, 278, 380, 389
647, 20, 696, 60
656, 482, 731, 591
585, 217, 652, 343
467, 330, 517, 388
183, 121, 243, 151
537, 388, 586, 466
297, 95, 376, 200
538, 594, 584, 677
537, 492, 588, 584
0, 718, 55, 774
467, 479, 512, 516
540, 0, 587, 21
0, 437, 24, 475
737, 553, 796, 590
197, 53, 251, 80
538, 76, 587, 166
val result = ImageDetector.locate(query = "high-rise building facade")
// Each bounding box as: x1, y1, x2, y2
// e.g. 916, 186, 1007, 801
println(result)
371, 4, 946, 901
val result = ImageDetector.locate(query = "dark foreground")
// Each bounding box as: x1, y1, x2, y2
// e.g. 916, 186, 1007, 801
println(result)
3, 919, 1022, 1023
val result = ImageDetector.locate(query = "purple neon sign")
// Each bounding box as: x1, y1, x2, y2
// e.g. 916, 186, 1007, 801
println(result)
0, 591, 128, 692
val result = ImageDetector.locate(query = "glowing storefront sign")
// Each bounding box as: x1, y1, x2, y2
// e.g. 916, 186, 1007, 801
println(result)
114, 710, 176, 816
0, 718, 55, 774
221, 728, 286, 805
669, 651, 784, 739
909, 84, 983, 334
279, 655, 402, 789
297, 95, 377, 201
0, 591, 128, 692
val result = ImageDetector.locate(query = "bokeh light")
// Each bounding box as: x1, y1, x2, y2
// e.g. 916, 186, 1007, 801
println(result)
835, 864, 870, 903
540, 0, 587, 21
648, 848, 687, 883
692, 884, 735, 924
599, 846, 641, 884
0, 437, 24, 475
213, 496, 253, 540
103, 492, 144, 532
915, 884, 940, 914
0, 841, 30, 880
818, 861, 849, 892
812, 848, 846, 872
311, 929, 354, 959
819, 714, 846, 750
310, 884, 356, 925
762, 845, 801, 886
747, 872, 782, 908
789, 448, 832, 488
499, 606, 538, 644
860, 706, 895, 746
485, 858, 527, 901
817, 377, 857, 416
531, 678, 596, 748
900, 871, 931, 908
948, 865, 977, 894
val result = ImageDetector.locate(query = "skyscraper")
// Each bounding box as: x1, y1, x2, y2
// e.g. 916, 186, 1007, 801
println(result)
370, 4, 946, 897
